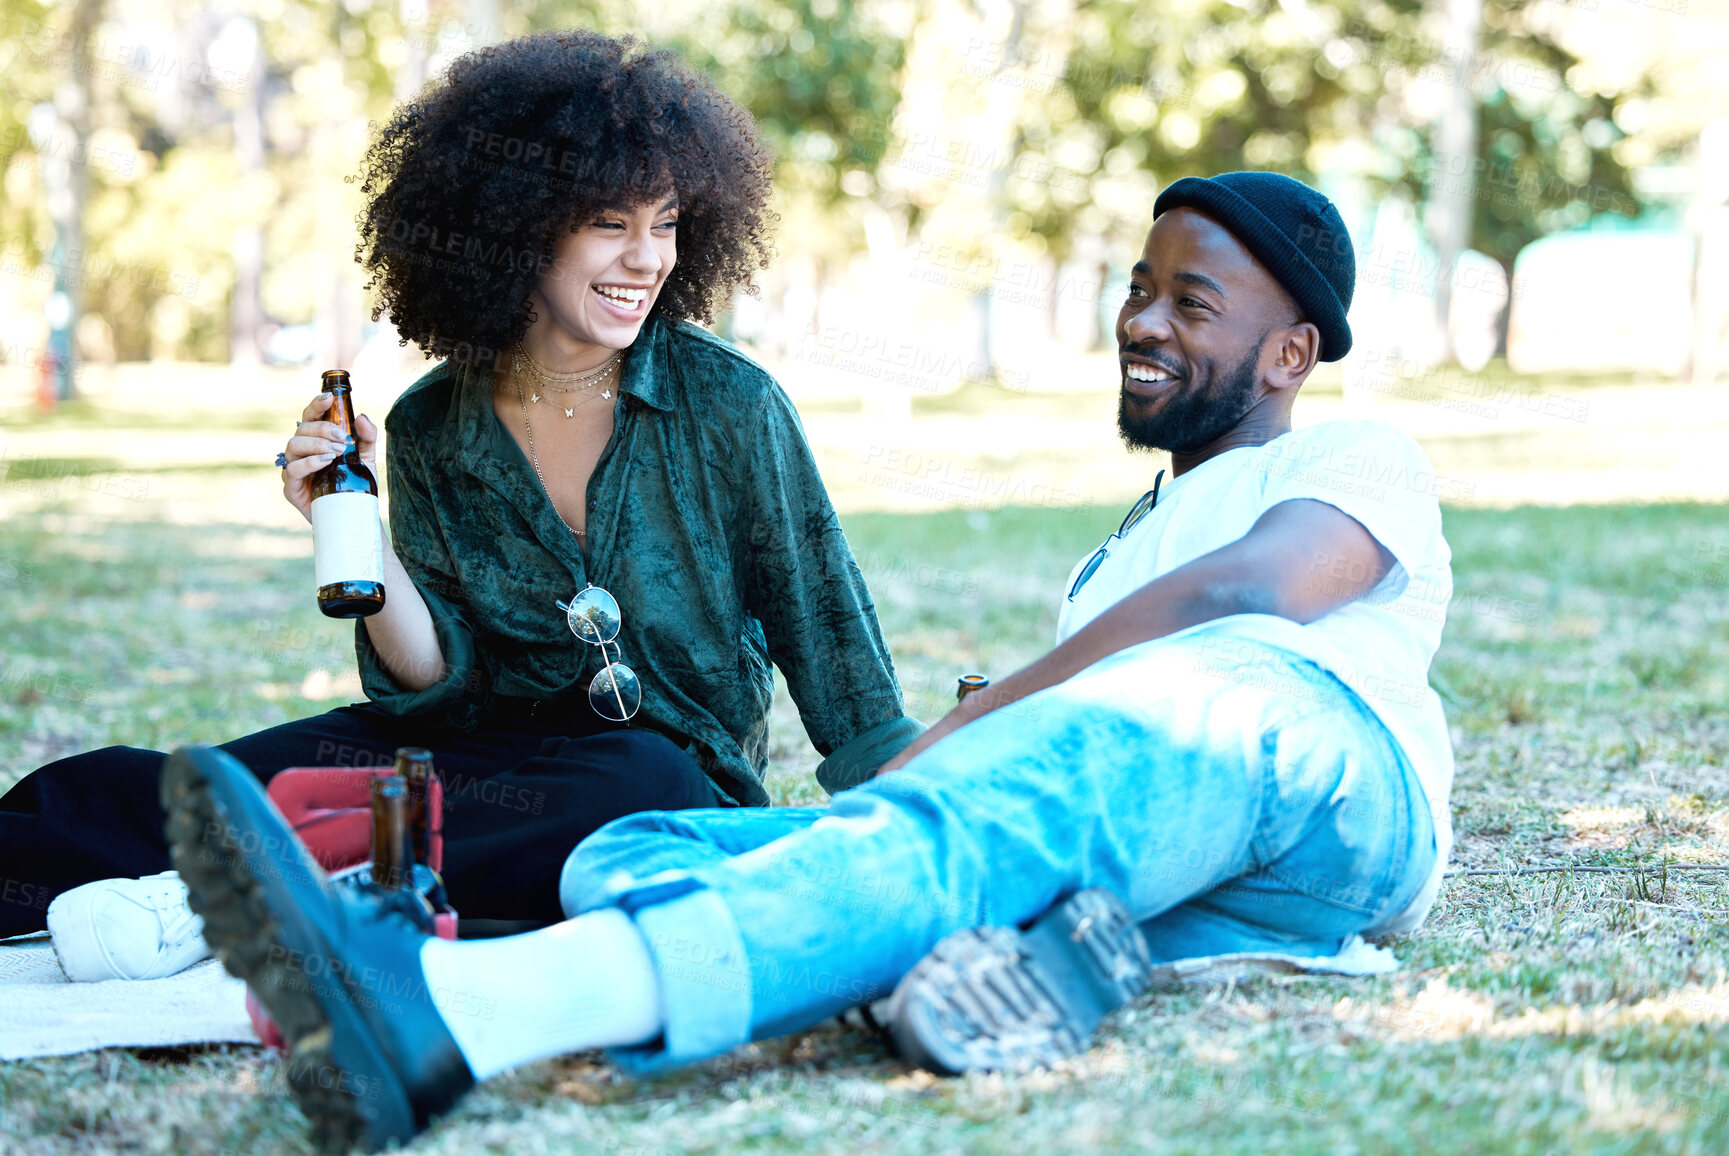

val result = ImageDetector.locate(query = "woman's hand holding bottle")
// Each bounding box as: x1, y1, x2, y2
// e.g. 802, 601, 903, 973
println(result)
279, 391, 380, 522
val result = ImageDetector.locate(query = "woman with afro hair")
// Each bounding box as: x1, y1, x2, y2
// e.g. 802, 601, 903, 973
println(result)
4, 30, 922, 975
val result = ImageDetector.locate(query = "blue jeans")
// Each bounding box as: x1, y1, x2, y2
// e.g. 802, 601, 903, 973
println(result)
560, 629, 1437, 1072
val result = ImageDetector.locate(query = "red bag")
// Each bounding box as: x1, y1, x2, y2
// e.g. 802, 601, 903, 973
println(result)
266, 765, 447, 873
245, 767, 456, 1050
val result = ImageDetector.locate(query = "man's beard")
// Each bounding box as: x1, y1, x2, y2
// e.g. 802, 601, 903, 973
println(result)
1117, 344, 1262, 455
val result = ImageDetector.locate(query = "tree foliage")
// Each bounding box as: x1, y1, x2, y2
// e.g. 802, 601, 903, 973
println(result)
0, 0, 1678, 366
1035, 0, 1647, 273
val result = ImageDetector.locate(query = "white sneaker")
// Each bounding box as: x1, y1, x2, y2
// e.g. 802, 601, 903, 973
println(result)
47, 870, 213, 982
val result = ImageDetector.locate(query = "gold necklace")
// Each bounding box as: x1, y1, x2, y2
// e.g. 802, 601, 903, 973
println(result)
514, 352, 619, 418
514, 341, 622, 391
514, 375, 617, 538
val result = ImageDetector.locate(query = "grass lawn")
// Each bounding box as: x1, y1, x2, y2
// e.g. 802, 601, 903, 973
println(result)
3, 456, 1729, 1152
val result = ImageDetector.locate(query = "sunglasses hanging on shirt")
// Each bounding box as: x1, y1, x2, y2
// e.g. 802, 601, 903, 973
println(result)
1068, 470, 1164, 602
555, 584, 643, 721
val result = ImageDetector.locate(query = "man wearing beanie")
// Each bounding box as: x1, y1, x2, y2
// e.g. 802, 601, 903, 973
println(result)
166, 172, 1450, 1149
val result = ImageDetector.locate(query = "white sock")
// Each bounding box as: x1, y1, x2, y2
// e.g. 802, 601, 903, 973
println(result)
420, 908, 663, 1080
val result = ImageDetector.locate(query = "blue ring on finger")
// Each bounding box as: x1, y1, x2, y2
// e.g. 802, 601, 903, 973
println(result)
274, 452, 288, 469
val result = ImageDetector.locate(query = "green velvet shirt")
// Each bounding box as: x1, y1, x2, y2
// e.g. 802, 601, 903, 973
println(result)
353, 315, 922, 805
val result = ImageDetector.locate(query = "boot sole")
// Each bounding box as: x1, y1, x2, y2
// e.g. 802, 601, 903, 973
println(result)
161, 746, 415, 1153
888, 889, 1153, 1075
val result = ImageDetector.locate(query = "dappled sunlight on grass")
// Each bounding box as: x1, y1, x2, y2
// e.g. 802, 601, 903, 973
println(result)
1336, 978, 1729, 1045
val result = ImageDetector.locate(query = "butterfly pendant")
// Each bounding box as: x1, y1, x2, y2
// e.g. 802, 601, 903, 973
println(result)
563, 406, 575, 418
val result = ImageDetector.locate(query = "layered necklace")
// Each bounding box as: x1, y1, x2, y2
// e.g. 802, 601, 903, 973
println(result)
510, 341, 625, 539
512, 340, 622, 418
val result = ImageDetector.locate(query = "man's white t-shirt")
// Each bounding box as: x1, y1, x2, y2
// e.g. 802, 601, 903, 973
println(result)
1056, 419, 1454, 933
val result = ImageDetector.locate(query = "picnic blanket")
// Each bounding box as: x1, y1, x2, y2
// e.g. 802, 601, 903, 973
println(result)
1145, 933, 1399, 988
0, 934, 258, 1060
0, 929, 1394, 1062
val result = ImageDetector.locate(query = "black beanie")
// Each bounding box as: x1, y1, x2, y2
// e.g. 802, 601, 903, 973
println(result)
1152, 172, 1356, 361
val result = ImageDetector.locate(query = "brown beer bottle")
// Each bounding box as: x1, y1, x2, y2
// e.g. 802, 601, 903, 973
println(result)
393, 747, 435, 867
369, 774, 412, 891
310, 369, 386, 618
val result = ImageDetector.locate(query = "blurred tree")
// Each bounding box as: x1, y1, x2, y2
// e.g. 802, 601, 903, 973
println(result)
1426, 0, 1481, 364
0, 0, 57, 261
1393, 0, 1647, 354
220, 14, 268, 365
1030, 0, 1389, 255
1034, 0, 1647, 359
528, 0, 907, 234
662, 0, 909, 255
7, 0, 1670, 375
997, 0, 1398, 351
37, 0, 105, 402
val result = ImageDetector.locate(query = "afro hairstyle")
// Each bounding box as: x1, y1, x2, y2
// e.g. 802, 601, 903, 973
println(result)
353, 29, 776, 363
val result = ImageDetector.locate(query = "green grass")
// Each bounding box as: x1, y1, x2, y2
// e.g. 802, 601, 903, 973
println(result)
4, 469, 1729, 1153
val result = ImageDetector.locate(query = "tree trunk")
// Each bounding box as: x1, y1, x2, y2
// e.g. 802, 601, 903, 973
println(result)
38, 0, 104, 406
230, 17, 267, 367
1043, 254, 1061, 341
971, 0, 1030, 383
396, 0, 429, 100
1494, 254, 1515, 360
1426, 0, 1482, 366
1686, 123, 1729, 384
1091, 251, 1110, 351
466, 0, 500, 45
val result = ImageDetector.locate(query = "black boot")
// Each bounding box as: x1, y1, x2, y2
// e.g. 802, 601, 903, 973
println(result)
160, 745, 476, 1153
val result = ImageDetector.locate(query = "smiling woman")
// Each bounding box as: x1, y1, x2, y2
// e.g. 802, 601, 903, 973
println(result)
0, 31, 923, 965
354, 31, 773, 365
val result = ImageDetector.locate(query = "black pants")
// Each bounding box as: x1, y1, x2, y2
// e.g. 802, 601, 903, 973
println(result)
0, 704, 723, 939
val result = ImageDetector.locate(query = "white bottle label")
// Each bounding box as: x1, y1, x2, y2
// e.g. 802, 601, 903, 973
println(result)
311, 491, 384, 587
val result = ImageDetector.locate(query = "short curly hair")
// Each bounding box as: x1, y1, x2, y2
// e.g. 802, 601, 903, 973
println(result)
354, 30, 776, 362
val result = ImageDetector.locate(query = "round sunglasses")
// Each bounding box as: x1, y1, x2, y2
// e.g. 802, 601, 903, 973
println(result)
1067, 470, 1164, 602
554, 584, 642, 722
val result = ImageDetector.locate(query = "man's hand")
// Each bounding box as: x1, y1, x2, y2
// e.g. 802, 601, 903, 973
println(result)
874, 498, 1394, 778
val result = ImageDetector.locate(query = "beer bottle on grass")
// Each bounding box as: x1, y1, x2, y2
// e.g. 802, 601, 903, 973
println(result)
393, 746, 446, 908
369, 774, 412, 891
394, 747, 434, 866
